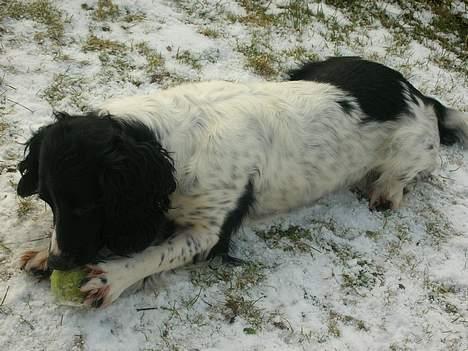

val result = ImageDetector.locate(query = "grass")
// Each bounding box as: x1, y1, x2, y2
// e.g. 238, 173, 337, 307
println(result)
233, 0, 276, 27
98, 52, 140, 85
84, 38, 168, 86
190, 261, 265, 290
326, 242, 384, 294
256, 224, 320, 253
175, 49, 202, 70
277, 0, 315, 31
17, 198, 34, 217
1, 0, 65, 41
421, 205, 457, 246
198, 27, 221, 39
122, 9, 146, 23
189, 260, 267, 330
283, 46, 320, 64
328, 310, 369, 337
82, 35, 147, 85
135, 42, 165, 73
87, 0, 146, 23
82, 35, 126, 53
40, 73, 87, 110
0, 117, 10, 143
0, 81, 11, 141
233, 0, 316, 31
424, 278, 461, 317
92, 0, 120, 21
325, 0, 467, 71
222, 292, 264, 329
340, 261, 383, 292
236, 35, 278, 78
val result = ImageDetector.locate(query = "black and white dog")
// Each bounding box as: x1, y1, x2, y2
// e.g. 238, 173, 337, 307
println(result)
18, 57, 467, 307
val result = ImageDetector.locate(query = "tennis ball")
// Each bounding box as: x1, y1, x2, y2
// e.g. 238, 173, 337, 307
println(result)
50, 269, 87, 306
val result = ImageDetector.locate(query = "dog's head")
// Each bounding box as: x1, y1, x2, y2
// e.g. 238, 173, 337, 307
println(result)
18, 112, 176, 269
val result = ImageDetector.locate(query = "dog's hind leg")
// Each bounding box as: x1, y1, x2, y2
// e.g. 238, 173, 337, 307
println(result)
369, 112, 440, 210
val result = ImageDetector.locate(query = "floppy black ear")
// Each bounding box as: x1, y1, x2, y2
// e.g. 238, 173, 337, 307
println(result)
100, 124, 176, 255
17, 128, 46, 197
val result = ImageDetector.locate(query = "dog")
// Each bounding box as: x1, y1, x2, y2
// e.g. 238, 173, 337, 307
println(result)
18, 57, 467, 307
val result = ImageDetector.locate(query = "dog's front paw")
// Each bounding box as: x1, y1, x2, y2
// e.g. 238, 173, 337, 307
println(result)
20, 249, 50, 276
79, 263, 129, 308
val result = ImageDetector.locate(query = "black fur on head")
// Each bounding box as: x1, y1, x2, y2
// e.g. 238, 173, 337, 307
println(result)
17, 112, 176, 268
18, 128, 45, 197
18, 112, 73, 197
99, 116, 176, 255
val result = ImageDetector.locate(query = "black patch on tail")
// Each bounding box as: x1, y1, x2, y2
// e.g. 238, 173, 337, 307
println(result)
209, 180, 255, 258
289, 57, 410, 123
423, 96, 460, 145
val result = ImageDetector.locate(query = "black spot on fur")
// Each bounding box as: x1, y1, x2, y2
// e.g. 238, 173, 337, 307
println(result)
209, 180, 255, 258
290, 57, 464, 146
336, 99, 355, 115
423, 96, 460, 145
289, 57, 410, 123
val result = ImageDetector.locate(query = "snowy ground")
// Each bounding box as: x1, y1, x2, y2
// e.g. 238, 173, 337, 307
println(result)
0, 0, 467, 350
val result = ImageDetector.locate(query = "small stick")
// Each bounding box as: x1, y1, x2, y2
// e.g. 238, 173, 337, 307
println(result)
6, 98, 34, 112
136, 307, 158, 312
1, 286, 10, 306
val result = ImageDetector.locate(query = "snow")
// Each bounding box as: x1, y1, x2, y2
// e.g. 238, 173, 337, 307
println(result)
0, 1, 467, 350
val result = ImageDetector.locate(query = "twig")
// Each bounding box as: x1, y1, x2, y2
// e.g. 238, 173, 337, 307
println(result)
29, 236, 50, 242
136, 307, 158, 312
309, 245, 322, 253
3, 235, 51, 245
448, 165, 462, 173
1, 286, 10, 306
19, 314, 34, 330
185, 287, 203, 308
6, 98, 34, 112
0, 241, 12, 253
201, 298, 213, 307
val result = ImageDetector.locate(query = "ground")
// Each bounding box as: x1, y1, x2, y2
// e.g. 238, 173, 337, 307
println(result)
0, 0, 467, 350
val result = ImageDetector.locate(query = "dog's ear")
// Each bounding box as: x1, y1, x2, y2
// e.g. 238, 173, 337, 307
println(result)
17, 128, 47, 197
100, 125, 176, 255
53, 111, 72, 121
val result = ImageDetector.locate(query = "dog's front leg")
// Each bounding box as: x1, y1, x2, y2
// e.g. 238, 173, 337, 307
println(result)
79, 228, 219, 307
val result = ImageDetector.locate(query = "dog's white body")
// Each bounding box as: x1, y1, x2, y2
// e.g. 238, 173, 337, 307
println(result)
73, 80, 442, 306
101, 80, 440, 215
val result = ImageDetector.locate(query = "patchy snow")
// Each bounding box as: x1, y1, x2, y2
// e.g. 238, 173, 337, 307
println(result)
0, 0, 467, 350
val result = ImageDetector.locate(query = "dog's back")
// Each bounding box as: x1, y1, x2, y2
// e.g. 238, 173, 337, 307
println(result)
289, 56, 468, 147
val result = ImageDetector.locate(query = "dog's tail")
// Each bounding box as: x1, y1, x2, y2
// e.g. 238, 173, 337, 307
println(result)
425, 96, 468, 146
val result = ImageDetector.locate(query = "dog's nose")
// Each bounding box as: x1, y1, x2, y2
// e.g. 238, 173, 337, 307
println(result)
48, 254, 79, 271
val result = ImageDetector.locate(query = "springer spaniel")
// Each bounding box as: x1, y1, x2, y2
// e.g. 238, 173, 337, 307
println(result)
18, 57, 467, 307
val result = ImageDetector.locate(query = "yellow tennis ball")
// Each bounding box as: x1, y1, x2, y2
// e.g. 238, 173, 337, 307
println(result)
50, 269, 87, 306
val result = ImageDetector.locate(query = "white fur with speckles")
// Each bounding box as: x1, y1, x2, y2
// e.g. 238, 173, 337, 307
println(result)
78, 80, 445, 306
